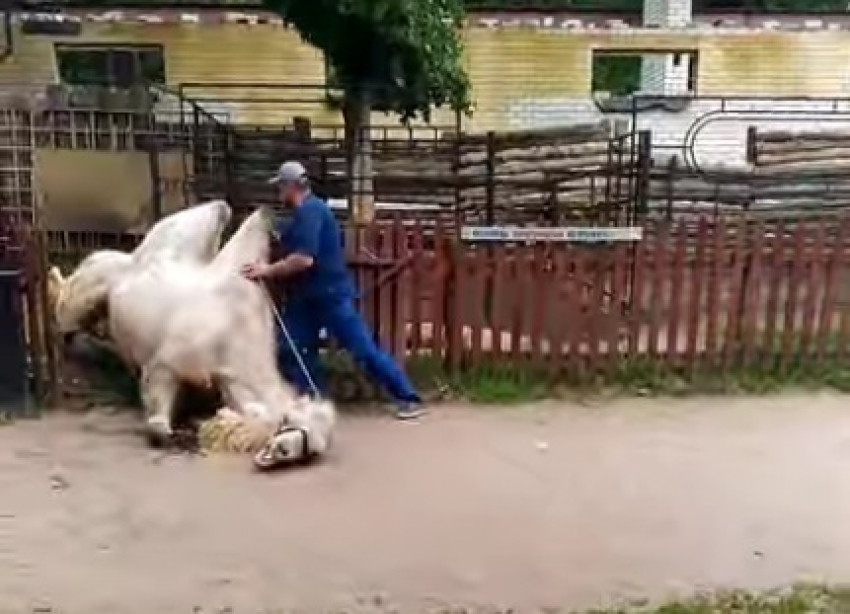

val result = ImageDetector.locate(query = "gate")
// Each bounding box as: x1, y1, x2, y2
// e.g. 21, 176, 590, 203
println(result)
605, 128, 652, 226
0, 208, 30, 417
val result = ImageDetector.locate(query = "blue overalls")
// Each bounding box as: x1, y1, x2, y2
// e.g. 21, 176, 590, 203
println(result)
274, 194, 421, 405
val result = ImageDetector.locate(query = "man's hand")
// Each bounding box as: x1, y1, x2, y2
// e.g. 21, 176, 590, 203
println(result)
241, 262, 271, 281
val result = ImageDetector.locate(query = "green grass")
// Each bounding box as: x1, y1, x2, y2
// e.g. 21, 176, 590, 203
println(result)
585, 585, 850, 614
400, 352, 850, 404
57, 337, 850, 411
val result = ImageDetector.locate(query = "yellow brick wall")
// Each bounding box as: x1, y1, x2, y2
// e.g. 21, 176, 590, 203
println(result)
5, 19, 850, 132
464, 28, 850, 131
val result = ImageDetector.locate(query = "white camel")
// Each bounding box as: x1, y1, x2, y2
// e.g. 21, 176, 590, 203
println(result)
52, 199, 232, 340
53, 201, 335, 466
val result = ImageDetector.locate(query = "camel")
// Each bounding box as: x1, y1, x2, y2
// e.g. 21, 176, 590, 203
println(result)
52, 201, 336, 466
52, 199, 231, 340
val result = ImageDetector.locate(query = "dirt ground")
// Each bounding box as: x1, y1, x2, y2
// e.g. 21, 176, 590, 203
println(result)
2, 394, 850, 614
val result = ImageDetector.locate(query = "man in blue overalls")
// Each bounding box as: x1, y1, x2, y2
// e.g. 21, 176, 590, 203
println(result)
241, 161, 425, 420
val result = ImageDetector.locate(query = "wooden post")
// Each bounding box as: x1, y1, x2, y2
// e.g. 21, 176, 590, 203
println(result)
147, 144, 163, 223
745, 126, 758, 166
484, 130, 496, 225
635, 130, 652, 224
665, 155, 677, 223
453, 126, 463, 229
483, 130, 496, 326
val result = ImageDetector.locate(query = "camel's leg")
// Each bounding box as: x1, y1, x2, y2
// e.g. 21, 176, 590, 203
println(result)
140, 363, 179, 444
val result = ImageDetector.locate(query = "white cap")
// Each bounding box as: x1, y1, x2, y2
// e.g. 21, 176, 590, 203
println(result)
267, 160, 308, 185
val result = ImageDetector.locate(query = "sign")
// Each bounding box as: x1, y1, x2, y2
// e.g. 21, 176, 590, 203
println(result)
460, 226, 643, 243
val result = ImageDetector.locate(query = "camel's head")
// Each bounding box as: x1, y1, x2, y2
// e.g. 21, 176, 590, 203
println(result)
197, 396, 336, 467
253, 396, 337, 468
53, 249, 132, 337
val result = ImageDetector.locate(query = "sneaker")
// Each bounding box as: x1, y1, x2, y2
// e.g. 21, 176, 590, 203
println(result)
395, 401, 426, 421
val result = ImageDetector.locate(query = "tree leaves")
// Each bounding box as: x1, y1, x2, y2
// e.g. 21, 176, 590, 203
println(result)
263, 0, 472, 122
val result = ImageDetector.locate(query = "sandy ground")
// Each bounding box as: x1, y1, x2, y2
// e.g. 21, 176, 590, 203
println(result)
2, 395, 850, 614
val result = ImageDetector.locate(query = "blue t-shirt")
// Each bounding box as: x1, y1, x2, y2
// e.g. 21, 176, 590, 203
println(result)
276, 194, 354, 303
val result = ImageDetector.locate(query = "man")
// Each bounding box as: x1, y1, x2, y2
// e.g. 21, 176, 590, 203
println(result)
241, 161, 425, 420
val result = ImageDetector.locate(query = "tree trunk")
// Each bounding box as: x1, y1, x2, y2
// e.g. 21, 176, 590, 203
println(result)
342, 91, 375, 223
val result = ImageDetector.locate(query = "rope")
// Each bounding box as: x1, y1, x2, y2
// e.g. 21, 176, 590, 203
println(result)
260, 281, 321, 398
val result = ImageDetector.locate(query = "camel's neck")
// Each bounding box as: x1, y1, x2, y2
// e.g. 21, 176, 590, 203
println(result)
55, 250, 133, 333
73, 251, 133, 305
210, 220, 270, 275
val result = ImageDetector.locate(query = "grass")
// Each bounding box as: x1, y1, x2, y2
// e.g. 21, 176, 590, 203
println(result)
59, 334, 850, 410
400, 352, 850, 405
584, 585, 850, 614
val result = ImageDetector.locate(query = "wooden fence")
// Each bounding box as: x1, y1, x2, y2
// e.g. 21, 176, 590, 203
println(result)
13, 213, 850, 407
354, 216, 850, 375
700, 127, 850, 222
226, 119, 634, 225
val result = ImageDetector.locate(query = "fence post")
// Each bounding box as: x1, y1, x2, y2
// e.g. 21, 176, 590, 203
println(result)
483, 131, 497, 327
35, 229, 58, 407
222, 126, 236, 207
485, 130, 496, 225
731, 217, 752, 366
443, 230, 461, 375
24, 230, 49, 410
191, 105, 201, 201
147, 142, 163, 223
745, 126, 758, 165
665, 155, 677, 223
452, 129, 462, 228
636, 130, 652, 224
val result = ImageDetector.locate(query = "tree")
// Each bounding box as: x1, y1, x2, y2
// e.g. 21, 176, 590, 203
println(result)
263, 0, 472, 222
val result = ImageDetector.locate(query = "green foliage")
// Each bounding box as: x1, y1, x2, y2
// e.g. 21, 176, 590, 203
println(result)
591, 53, 642, 96
588, 585, 850, 614
262, 0, 472, 122
398, 345, 850, 404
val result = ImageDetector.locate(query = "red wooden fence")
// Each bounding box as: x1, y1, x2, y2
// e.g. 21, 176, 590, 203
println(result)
41, 216, 850, 387
351, 217, 850, 374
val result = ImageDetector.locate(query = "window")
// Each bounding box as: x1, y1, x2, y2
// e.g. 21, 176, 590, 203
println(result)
55, 44, 165, 88
592, 53, 643, 97
591, 49, 698, 98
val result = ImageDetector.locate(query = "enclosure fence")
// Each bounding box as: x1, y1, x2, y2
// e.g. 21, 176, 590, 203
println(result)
6, 96, 850, 406
345, 216, 850, 382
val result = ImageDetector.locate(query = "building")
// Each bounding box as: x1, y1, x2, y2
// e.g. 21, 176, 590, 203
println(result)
5, 0, 850, 138
5, 0, 850, 230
